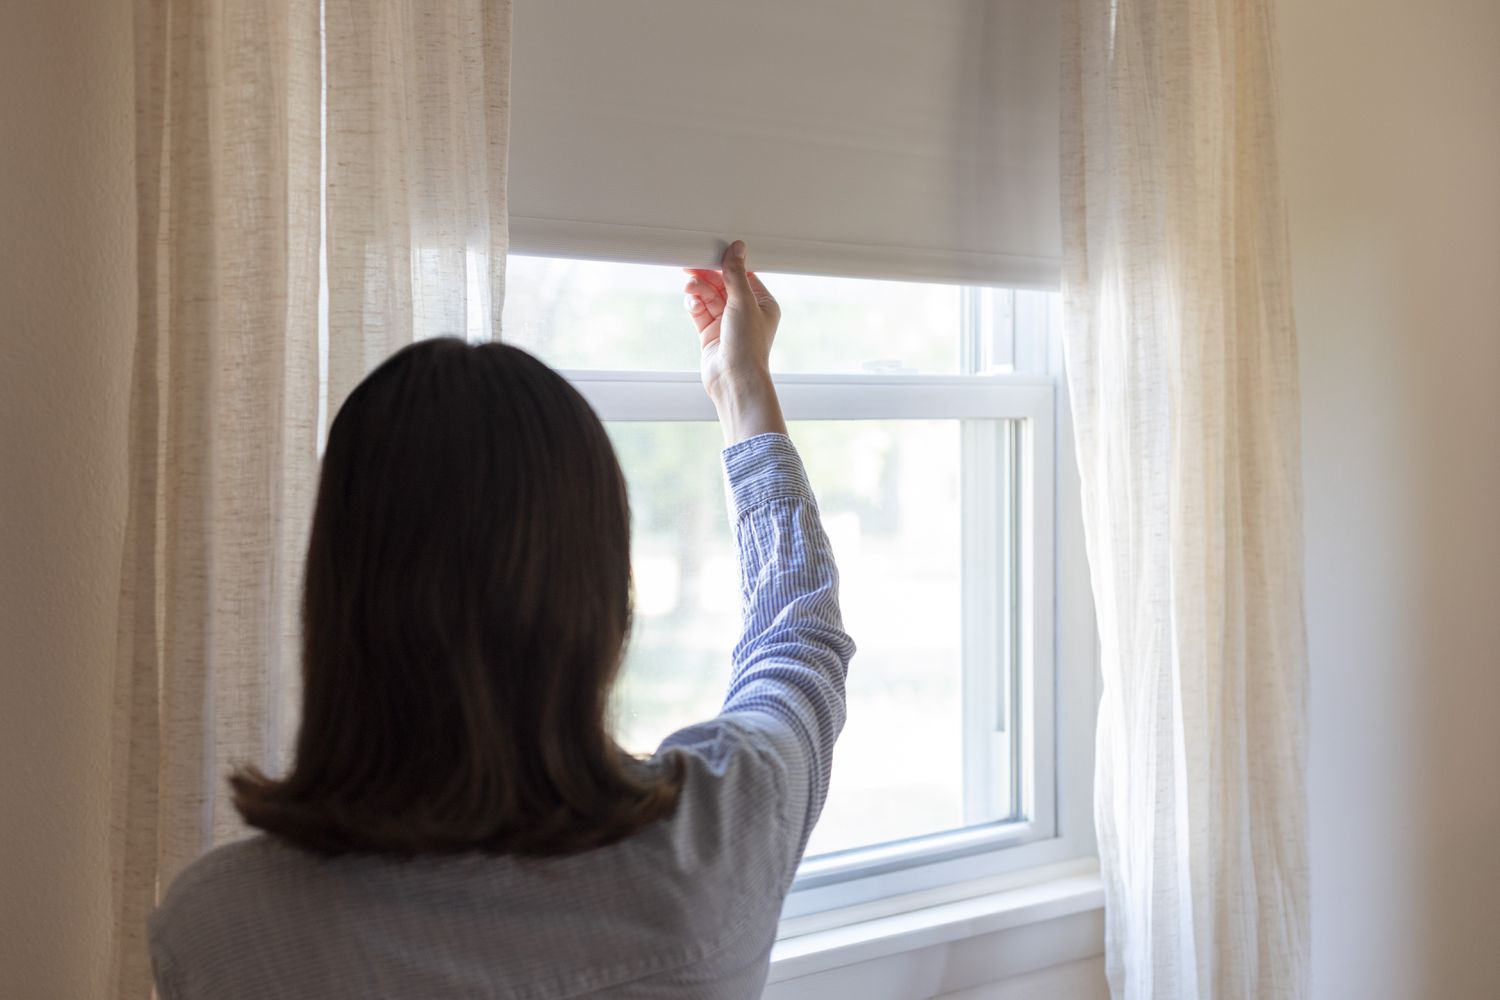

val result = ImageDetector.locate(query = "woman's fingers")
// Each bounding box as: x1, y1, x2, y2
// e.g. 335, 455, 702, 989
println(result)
682, 267, 727, 300
685, 275, 724, 316
718, 241, 756, 307
683, 292, 713, 333
683, 275, 725, 336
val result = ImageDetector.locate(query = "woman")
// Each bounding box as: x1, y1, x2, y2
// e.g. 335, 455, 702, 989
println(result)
148, 241, 855, 999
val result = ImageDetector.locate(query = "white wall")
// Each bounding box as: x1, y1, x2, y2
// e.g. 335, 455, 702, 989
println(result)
1277, 1, 1500, 998
0, 1, 136, 997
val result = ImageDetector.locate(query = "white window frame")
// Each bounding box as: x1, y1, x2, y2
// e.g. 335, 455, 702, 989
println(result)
548, 279, 1097, 924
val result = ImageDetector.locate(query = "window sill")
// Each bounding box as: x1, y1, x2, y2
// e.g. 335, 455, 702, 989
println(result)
767, 861, 1104, 989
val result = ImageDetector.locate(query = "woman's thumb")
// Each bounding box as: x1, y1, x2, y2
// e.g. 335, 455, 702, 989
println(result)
720, 240, 755, 306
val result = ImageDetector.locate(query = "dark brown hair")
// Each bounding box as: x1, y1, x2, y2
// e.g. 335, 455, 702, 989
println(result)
232, 338, 682, 856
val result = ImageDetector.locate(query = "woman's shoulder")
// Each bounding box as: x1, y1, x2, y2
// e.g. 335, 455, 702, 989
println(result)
157, 834, 281, 900
658, 711, 802, 778
648, 713, 802, 878
150, 835, 335, 942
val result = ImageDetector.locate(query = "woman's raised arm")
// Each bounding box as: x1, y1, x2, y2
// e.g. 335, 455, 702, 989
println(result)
674, 243, 856, 863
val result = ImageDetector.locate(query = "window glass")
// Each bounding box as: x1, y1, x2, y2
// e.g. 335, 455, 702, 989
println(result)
504, 255, 964, 375
608, 418, 1006, 857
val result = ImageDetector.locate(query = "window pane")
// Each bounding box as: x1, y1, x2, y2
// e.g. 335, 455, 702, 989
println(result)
504, 255, 963, 375
608, 419, 1005, 857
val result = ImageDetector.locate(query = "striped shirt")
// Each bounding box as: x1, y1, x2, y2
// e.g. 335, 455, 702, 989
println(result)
149, 432, 855, 999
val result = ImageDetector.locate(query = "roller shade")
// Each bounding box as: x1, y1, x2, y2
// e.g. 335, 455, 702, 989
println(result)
508, 0, 1061, 288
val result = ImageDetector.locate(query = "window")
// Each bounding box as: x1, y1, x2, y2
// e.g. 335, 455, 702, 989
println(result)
502, 254, 1094, 915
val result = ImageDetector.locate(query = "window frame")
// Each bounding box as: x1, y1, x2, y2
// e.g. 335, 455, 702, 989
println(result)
523, 265, 1097, 922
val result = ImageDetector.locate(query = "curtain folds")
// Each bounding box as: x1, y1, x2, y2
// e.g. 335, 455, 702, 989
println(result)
1060, 1, 1310, 997
111, 2, 510, 995
324, 0, 512, 407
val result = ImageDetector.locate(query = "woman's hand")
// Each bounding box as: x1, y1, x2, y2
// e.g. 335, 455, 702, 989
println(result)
683, 240, 788, 444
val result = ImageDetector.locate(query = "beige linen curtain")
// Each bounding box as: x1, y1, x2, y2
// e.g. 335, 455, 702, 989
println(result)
110, 1, 510, 995
1060, 0, 1309, 997
324, 0, 512, 405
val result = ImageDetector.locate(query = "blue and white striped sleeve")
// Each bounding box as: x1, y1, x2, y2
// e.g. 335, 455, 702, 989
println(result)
714, 432, 855, 861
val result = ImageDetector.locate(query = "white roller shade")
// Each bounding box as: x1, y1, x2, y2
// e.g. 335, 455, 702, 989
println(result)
509, 0, 1061, 287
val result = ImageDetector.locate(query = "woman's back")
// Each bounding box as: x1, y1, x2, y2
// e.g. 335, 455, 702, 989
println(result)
151, 715, 803, 999
149, 245, 855, 998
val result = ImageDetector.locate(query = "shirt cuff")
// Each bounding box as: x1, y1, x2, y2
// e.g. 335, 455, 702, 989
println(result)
722, 433, 815, 521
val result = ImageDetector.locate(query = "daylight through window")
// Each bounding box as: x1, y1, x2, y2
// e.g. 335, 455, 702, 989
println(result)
501, 254, 1063, 892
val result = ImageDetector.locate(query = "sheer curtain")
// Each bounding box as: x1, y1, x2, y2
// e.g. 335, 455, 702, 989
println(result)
1060, 0, 1309, 997
110, 1, 510, 996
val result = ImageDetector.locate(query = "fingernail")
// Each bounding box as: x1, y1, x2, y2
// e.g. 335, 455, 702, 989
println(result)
732, 241, 746, 261
684, 294, 703, 312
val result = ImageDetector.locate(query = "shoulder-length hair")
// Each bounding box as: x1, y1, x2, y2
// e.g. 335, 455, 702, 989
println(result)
232, 338, 682, 856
